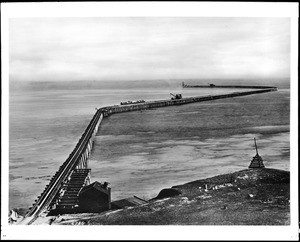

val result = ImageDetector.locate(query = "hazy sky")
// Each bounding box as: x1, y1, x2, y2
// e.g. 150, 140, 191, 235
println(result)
9, 17, 290, 82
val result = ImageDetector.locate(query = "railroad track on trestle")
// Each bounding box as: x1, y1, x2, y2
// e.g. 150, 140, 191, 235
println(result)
19, 110, 103, 225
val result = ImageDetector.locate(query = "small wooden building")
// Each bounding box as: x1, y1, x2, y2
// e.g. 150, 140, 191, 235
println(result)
78, 181, 111, 212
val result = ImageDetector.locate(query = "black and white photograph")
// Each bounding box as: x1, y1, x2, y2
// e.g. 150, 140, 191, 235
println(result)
1, 2, 298, 240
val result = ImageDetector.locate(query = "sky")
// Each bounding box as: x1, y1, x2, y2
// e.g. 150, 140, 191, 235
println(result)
9, 17, 290, 82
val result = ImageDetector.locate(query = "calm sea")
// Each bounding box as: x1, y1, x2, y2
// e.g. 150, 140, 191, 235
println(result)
9, 83, 290, 211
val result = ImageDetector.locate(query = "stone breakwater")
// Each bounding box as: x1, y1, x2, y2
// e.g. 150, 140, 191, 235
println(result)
182, 83, 278, 89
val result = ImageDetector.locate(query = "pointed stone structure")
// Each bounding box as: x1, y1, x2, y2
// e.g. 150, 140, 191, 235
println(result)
249, 138, 265, 168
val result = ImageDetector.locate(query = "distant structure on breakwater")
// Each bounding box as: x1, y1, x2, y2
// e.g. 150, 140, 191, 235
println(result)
18, 84, 277, 224
182, 82, 278, 90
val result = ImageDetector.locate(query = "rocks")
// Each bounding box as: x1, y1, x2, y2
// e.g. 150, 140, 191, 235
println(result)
48, 217, 56, 225
199, 183, 235, 191
196, 195, 212, 200
154, 198, 170, 204
180, 197, 195, 205
236, 174, 249, 180
72, 220, 87, 225
52, 215, 65, 223
198, 184, 211, 191
8, 209, 23, 224
211, 183, 233, 190
262, 198, 273, 204
155, 188, 182, 199
221, 205, 228, 210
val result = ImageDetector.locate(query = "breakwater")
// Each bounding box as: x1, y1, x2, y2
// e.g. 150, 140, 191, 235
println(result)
182, 83, 278, 89
20, 86, 277, 224
99, 87, 277, 116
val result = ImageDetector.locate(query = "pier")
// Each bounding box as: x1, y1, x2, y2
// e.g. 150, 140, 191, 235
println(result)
19, 85, 277, 224
99, 87, 276, 117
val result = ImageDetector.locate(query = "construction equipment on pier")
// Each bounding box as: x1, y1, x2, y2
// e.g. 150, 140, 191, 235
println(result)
170, 93, 182, 100
249, 138, 265, 168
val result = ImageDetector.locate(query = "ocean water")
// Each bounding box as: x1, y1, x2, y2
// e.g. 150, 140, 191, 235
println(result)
9, 84, 290, 211
89, 89, 290, 201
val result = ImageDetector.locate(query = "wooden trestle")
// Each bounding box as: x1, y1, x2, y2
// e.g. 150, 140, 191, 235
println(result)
49, 169, 91, 215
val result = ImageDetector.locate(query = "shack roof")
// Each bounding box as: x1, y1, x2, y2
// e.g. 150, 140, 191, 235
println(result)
111, 196, 147, 209
79, 181, 109, 195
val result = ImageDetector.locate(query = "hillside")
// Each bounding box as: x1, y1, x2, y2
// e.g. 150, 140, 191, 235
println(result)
50, 168, 289, 225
